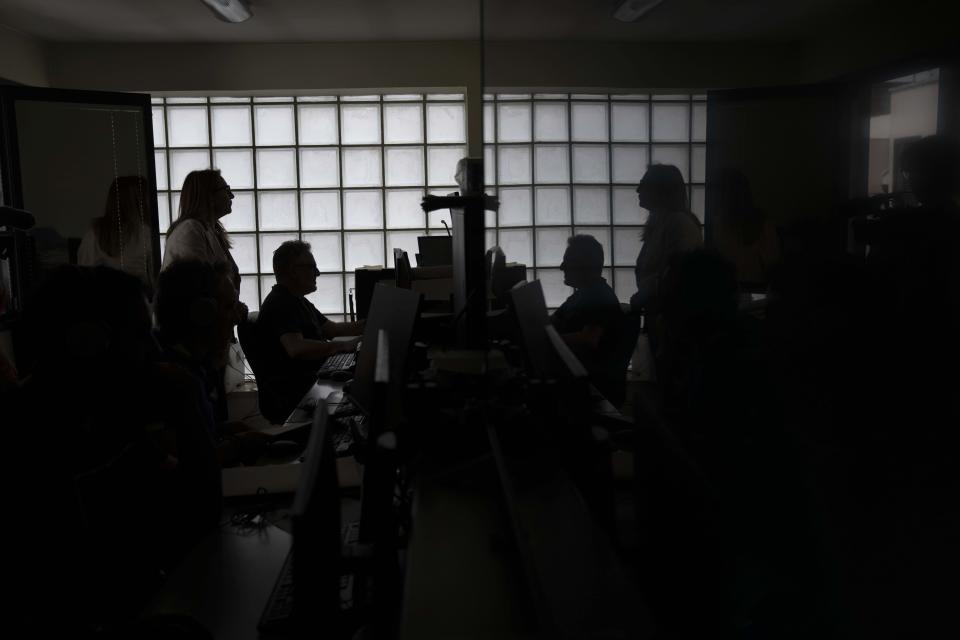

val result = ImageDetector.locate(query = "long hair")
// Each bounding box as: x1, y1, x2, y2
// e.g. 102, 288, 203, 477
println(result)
639, 164, 690, 239
95, 175, 148, 257
168, 169, 232, 250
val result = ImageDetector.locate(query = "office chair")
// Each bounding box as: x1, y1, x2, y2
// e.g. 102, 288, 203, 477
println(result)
236, 312, 287, 425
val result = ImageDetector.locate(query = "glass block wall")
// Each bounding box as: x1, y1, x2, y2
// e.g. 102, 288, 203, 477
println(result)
483, 93, 707, 308
153, 94, 467, 321
153, 92, 706, 315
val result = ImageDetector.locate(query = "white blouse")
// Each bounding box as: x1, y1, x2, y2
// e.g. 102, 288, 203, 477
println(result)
77, 223, 155, 288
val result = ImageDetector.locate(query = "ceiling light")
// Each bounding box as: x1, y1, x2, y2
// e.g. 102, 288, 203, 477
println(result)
201, 0, 253, 23
613, 0, 665, 23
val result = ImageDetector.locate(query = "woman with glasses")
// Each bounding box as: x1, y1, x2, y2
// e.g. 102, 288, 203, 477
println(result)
162, 169, 242, 302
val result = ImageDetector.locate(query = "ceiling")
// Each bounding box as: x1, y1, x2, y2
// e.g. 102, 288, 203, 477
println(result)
0, 0, 891, 44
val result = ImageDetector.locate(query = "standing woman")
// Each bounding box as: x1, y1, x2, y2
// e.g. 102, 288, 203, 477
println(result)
161, 169, 246, 422
78, 175, 155, 291
631, 164, 703, 317
162, 169, 242, 301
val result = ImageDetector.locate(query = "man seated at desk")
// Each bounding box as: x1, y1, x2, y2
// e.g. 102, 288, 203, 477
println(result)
257, 240, 365, 420
551, 234, 627, 405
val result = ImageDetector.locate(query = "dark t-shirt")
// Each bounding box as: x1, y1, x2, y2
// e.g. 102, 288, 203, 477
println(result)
256, 284, 330, 417
551, 277, 626, 400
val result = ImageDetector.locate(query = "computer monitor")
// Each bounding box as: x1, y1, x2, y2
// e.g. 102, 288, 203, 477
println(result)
347, 283, 420, 417
394, 249, 412, 289
289, 399, 341, 629
508, 279, 559, 378
416, 235, 453, 267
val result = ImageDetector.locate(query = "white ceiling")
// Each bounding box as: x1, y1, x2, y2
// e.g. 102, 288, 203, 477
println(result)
0, 0, 887, 44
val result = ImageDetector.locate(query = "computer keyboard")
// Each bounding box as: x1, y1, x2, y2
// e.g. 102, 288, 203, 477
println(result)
331, 397, 361, 417
258, 545, 355, 633
316, 351, 357, 379
332, 414, 368, 455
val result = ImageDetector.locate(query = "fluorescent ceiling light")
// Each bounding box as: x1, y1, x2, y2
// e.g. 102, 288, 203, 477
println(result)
613, 0, 666, 23
201, 0, 253, 23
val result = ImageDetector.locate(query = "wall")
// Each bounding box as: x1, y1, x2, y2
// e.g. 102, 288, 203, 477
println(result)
0, 25, 49, 86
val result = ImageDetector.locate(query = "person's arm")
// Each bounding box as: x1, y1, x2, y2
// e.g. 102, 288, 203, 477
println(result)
279, 332, 358, 361
320, 319, 365, 338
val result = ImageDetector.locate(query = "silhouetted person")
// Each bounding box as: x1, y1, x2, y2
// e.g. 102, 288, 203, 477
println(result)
551, 234, 626, 405
256, 240, 364, 422
8, 266, 221, 635
155, 260, 269, 465
713, 168, 780, 287
78, 175, 155, 290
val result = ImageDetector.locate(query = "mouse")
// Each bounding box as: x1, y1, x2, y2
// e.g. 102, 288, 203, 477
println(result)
329, 370, 353, 382
264, 439, 303, 457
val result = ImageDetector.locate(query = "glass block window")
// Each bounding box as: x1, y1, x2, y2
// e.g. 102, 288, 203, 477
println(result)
153, 94, 466, 319
485, 93, 706, 308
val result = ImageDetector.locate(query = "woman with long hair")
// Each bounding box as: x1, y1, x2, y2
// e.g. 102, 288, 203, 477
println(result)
161, 169, 241, 294
631, 164, 703, 315
78, 175, 154, 289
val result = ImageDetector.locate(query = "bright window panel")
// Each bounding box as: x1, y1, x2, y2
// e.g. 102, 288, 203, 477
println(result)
344, 232, 385, 270
152, 107, 166, 147
692, 103, 707, 142
386, 189, 425, 229
613, 228, 644, 267
534, 103, 568, 142
484, 145, 496, 186
167, 106, 209, 147
427, 147, 464, 187
538, 269, 572, 308
692, 145, 706, 183
231, 233, 258, 274
302, 232, 343, 272
571, 103, 608, 142
534, 144, 570, 184
213, 149, 254, 189
572, 145, 609, 183
256, 148, 296, 188
652, 104, 690, 142
498, 187, 533, 227
298, 105, 339, 145
386, 231, 421, 267
611, 103, 649, 142
240, 275, 259, 313
498, 146, 532, 185
611, 145, 648, 185
385, 147, 425, 187
154, 150, 168, 190
257, 191, 299, 231
613, 268, 635, 305
255, 105, 296, 146
483, 103, 495, 143
535, 186, 571, 225
536, 228, 570, 267
342, 148, 382, 188
612, 187, 648, 225
427, 209, 451, 230
211, 106, 252, 146
259, 275, 278, 304
499, 228, 533, 266
427, 104, 466, 144
651, 145, 689, 182
223, 192, 256, 231
341, 105, 381, 145
343, 189, 383, 229
384, 104, 423, 144
573, 187, 610, 225
169, 149, 210, 191
498, 103, 532, 143
306, 274, 345, 314
299, 148, 340, 188
301, 190, 340, 230
156, 193, 170, 233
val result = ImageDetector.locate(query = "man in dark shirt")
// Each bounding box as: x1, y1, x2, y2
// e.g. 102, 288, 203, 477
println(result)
257, 240, 364, 421
551, 234, 627, 404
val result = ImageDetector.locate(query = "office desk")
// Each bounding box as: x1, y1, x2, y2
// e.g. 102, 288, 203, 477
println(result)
146, 523, 291, 640
401, 456, 537, 640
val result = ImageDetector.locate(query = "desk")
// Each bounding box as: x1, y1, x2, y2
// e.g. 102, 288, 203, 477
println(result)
146, 523, 291, 640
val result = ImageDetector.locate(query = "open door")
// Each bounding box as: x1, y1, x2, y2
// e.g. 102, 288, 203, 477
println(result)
0, 86, 159, 302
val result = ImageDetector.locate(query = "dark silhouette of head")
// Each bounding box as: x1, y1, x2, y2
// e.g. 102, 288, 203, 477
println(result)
561, 234, 604, 289
273, 239, 319, 296
637, 164, 689, 215
901, 135, 960, 207
168, 169, 234, 250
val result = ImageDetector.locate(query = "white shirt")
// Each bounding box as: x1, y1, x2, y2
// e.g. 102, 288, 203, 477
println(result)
161, 219, 231, 270
77, 223, 154, 287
